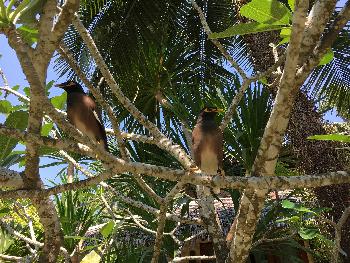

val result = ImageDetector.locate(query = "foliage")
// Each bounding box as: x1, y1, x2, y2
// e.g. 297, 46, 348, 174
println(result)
308, 133, 350, 143
0, 0, 349, 261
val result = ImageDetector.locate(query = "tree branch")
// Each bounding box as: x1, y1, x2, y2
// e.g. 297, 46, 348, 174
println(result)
229, 0, 310, 261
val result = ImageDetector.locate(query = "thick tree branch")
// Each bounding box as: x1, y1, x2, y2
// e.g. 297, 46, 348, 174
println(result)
297, 0, 350, 84
34, 0, 80, 77
298, 0, 337, 63
230, 0, 310, 261
5, 26, 64, 262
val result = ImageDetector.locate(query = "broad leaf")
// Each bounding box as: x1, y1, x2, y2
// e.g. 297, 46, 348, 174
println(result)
240, 0, 292, 25
41, 123, 54, 136
17, 25, 38, 45
23, 87, 30, 97
0, 111, 28, 160
0, 100, 12, 113
51, 92, 67, 110
308, 134, 350, 143
81, 250, 101, 263
0, 208, 10, 218
281, 199, 295, 209
282, 200, 314, 213
280, 27, 291, 38
318, 49, 334, 66
288, 0, 295, 11
210, 22, 285, 38
100, 221, 115, 238
298, 227, 318, 240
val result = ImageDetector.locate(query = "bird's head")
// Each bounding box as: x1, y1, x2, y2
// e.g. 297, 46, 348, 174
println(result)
198, 106, 224, 120
55, 80, 85, 94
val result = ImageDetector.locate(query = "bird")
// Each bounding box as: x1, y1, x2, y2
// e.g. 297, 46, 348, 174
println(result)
55, 80, 109, 152
192, 106, 224, 194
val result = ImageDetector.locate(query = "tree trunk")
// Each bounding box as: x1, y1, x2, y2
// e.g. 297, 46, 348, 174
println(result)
232, 0, 350, 259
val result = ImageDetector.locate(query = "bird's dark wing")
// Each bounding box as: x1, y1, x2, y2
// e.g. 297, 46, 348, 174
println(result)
192, 124, 203, 167
214, 128, 224, 170
82, 96, 109, 151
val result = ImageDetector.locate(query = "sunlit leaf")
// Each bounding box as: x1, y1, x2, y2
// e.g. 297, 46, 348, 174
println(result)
308, 134, 350, 143
282, 200, 314, 213
0, 100, 12, 113
288, 0, 295, 11
281, 199, 295, 209
81, 250, 101, 263
23, 87, 30, 97
100, 221, 115, 238
51, 92, 67, 110
240, 0, 292, 25
298, 227, 318, 240
12, 85, 20, 91
280, 27, 291, 38
318, 49, 334, 66
0, 111, 28, 160
17, 25, 38, 45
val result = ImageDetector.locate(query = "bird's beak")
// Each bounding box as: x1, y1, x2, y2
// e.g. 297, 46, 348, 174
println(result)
215, 108, 224, 113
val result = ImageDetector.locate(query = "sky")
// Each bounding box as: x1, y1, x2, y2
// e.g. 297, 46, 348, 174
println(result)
0, 1, 347, 183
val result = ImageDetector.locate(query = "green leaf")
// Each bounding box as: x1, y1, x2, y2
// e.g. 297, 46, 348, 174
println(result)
51, 92, 67, 110
0, 208, 10, 218
281, 199, 295, 209
308, 134, 350, 143
0, 100, 12, 113
240, 0, 292, 25
210, 22, 286, 39
6, 0, 17, 16
288, 0, 295, 11
299, 227, 318, 240
12, 85, 20, 91
41, 123, 54, 136
0, 1, 7, 21
100, 221, 114, 238
81, 250, 101, 263
276, 215, 300, 223
23, 87, 30, 97
280, 27, 291, 38
45, 80, 55, 96
318, 49, 334, 66
0, 111, 28, 160
282, 200, 314, 213
258, 77, 268, 85
278, 37, 290, 46
17, 25, 38, 45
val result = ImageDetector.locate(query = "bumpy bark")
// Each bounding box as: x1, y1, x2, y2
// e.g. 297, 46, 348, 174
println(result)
233, 0, 350, 258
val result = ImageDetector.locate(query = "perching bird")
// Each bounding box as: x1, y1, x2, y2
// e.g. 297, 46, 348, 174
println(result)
192, 107, 224, 194
55, 80, 109, 152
